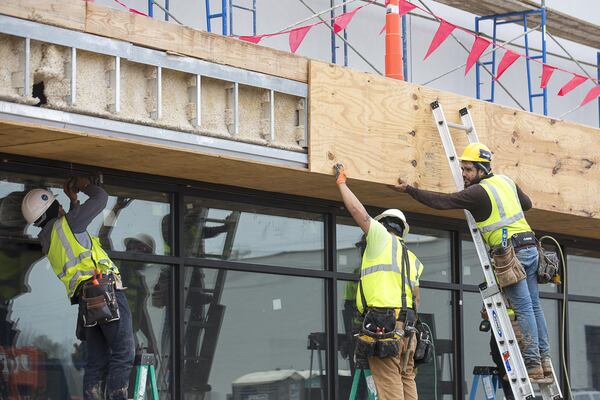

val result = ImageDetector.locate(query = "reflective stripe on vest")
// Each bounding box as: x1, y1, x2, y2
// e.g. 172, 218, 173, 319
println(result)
48, 217, 118, 298
357, 235, 420, 313
476, 175, 532, 246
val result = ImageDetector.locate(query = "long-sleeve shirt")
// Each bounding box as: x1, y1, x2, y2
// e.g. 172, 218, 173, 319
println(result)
39, 184, 109, 254
405, 174, 532, 223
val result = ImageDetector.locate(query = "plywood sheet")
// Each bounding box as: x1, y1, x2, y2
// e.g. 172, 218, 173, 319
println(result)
0, 0, 86, 31
2, 117, 599, 240
84, 3, 308, 83
309, 60, 600, 224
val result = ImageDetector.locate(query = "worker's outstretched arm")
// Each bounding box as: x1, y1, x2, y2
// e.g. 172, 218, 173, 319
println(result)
334, 164, 371, 234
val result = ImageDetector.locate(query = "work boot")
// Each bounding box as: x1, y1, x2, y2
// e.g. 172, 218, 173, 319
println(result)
526, 364, 552, 384
541, 356, 554, 378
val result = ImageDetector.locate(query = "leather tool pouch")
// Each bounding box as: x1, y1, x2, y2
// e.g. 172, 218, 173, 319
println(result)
80, 274, 120, 327
356, 308, 401, 359
413, 319, 433, 366
492, 243, 526, 288
536, 237, 560, 284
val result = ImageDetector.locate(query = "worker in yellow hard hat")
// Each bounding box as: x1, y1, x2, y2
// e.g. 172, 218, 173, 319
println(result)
393, 142, 553, 383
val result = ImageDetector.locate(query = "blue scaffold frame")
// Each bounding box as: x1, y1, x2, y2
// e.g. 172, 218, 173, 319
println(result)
475, 8, 548, 115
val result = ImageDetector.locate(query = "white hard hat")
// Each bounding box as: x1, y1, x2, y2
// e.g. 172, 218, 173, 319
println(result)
374, 209, 410, 238
124, 233, 156, 253
21, 189, 56, 225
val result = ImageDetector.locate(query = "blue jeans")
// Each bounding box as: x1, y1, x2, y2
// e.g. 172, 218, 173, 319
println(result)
84, 290, 135, 400
503, 246, 550, 366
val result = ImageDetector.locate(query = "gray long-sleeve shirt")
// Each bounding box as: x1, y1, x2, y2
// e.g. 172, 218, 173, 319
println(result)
39, 184, 109, 254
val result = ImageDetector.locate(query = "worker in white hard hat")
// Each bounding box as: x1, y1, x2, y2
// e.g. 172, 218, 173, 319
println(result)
21, 177, 134, 400
393, 142, 553, 383
334, 163, 423, 400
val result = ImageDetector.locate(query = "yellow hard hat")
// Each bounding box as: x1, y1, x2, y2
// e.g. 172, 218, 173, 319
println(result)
459, 143, 492, 163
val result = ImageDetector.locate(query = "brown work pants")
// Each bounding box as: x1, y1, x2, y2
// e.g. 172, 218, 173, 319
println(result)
368, 322, 418, 400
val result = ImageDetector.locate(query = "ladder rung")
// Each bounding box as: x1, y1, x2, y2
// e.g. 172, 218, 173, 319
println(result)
496, 19, 523, 25
446, 122, 472, 132
531, 93, 545, 98
482, 61, 495, 66
530, 55, 544, 59
207, 13, 225, 19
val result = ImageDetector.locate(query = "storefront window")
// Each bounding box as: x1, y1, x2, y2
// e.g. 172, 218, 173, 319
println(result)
567, 249, 600, 298
183, 197, 324, 269
569, 301, 600, 395
336, 217, 363, 275
416, 288, 454, 399
182, 267, 325, 399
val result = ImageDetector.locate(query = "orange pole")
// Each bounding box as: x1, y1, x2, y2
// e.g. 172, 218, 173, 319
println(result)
385, 0, 404, 80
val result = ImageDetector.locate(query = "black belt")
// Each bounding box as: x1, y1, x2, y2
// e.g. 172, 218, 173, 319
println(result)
510, 232, 536, 249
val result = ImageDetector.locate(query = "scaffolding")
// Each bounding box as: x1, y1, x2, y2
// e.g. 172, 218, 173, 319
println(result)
475, 8, 547, 115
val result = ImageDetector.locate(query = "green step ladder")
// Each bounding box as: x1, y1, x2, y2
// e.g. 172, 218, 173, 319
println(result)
133, 352, 159, 400
349, 365, 378, 400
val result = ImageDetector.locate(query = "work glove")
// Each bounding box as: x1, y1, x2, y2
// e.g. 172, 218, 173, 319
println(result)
334, 163, 347, 185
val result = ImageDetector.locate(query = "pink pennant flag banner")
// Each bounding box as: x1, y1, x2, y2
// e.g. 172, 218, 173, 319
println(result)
540, 64, 556, 89
494, 50, 520, 81
465, 36, 491, 75
399, 0, 417, 16
580, 85, 600, 106
334, 7, 360, 33
239, 35, 264, 44
558, 74, 587, 96
424, 20, 456, 60
289, 26, 312, 53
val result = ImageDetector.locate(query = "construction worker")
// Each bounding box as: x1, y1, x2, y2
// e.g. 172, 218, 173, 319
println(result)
393, 142, 552, 382
335, 163, 423, 400
20, 177, 135, 400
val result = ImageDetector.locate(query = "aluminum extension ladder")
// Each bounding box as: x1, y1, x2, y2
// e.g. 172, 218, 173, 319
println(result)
430, 101, 562, 400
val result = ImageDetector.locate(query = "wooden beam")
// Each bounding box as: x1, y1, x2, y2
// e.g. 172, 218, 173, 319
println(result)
309, 60, 600, 227
2, 114, 600, 240
84, 3, 308, 83
0, 0, 86, 31
433, 0, 600, 49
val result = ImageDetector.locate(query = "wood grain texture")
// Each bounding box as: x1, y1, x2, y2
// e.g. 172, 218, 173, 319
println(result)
309, 60, 600, 224
84, 3, 308, 83
1, 117, 600, 239
0, 0, 86, 31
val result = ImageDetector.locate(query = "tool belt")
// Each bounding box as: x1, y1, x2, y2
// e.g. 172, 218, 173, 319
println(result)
537, 236, 561, 284
78, 272, 120, 329
355, 307, 418, 359
490, 242, 526, 288
510, 232, 537, 250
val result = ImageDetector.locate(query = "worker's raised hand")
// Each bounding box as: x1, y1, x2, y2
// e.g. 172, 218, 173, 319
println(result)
390, 177, 410, 193
334, 163, 347, 185
64, 178, 78, 203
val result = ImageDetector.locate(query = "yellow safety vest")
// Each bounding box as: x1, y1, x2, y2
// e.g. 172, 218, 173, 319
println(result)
47, 216, 119, 298
476, 175, 532, 247
357, 235, 423, 314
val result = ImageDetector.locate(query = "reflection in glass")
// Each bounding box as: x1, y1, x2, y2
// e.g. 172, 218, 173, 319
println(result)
184, 197, 324, 269
416, 289, 454, 399
0, 172, 172, 255
569, 301, 600, 394
567, 249, 600, 298
182, 267, 325, 399
114, 261, 173, 398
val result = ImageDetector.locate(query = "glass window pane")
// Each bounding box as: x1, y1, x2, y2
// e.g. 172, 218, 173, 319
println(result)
183, 197, 324, 269
182, 267, 325, 398
115, 261, 173, 397
409, 228, 452, 283
416, 288, 454, 399
567, 249, 600, 297
336, 217, 364, 274
337, 279, 361, 399
569, 301, 600, 394
462, 292, 560, 399
0, 172, 172, 255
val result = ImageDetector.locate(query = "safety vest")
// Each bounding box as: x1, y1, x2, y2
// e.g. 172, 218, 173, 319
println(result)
476, 175, 532, 247
47, 216, 119, 298
357, 234, 423, 314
